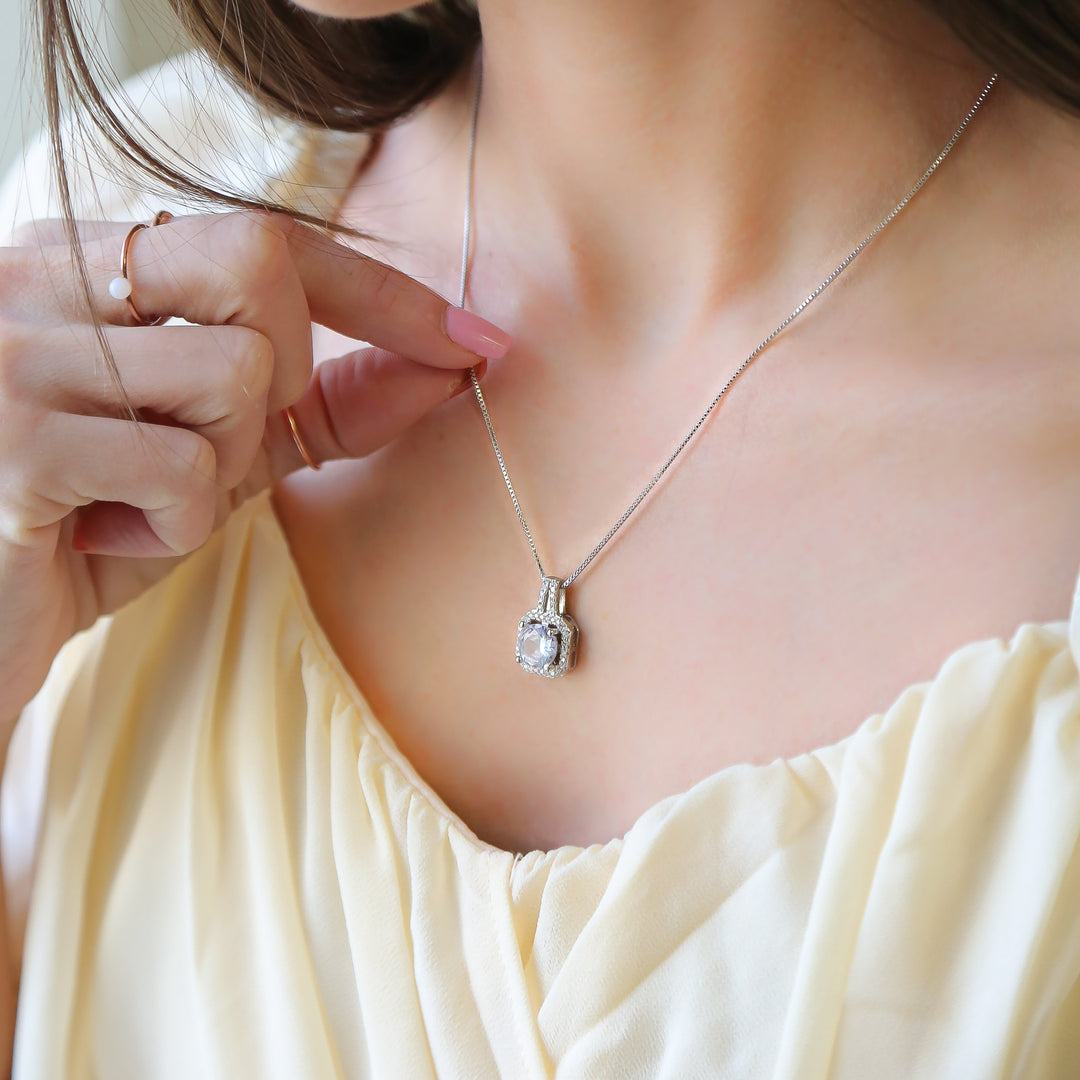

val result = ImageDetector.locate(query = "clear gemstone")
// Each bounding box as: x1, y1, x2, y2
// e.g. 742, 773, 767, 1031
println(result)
518, 623, 558, 672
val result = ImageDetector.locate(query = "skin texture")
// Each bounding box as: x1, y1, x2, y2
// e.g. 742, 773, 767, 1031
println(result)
271, 0, 1080, 855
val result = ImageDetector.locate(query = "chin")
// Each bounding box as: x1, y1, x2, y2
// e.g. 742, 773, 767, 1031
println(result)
287, 0, 423, 18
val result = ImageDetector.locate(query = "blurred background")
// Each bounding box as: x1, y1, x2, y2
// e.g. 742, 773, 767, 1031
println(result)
0, 0, 179, 177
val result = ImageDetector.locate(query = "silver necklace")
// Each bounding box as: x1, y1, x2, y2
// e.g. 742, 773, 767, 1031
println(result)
457, 60, 997, 678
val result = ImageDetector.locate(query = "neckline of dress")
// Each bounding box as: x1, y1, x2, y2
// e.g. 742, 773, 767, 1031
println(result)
250, 486, 1079, 867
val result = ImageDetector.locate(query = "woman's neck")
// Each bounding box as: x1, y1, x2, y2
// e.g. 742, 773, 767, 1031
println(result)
469, 0, 994, 344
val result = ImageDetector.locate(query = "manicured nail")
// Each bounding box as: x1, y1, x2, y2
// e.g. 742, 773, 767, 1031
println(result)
444, 305, 513, 359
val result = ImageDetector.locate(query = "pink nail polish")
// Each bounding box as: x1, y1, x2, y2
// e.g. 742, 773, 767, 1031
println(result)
444, 305, 513, 359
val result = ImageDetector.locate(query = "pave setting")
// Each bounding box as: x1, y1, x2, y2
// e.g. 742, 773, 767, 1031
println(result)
515, 577, 580, 678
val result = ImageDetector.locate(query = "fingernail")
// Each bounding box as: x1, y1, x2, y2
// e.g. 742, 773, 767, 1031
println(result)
444, 305, 513, 359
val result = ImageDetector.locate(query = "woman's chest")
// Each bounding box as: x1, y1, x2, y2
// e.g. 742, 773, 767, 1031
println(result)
273, 328, 1080, 855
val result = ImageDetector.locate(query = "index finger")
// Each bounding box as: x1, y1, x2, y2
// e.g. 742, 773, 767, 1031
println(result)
279, 217, 514, 367
15, 212, 514, 377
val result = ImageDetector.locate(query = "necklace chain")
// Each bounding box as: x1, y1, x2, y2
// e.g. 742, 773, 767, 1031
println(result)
458, 59, 997, 589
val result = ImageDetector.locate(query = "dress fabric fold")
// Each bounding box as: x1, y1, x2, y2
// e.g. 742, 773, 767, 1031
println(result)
4, 487, 1080, 1078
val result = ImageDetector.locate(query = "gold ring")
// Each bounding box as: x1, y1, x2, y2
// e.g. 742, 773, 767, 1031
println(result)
107, 210, 174, 326
284, 406, 321, 470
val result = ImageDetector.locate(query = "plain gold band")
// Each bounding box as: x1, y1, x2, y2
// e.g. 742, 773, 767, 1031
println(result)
284, 406, 321, 470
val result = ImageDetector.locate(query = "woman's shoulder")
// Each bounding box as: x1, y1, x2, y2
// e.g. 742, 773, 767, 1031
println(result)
0, 48, 372, 241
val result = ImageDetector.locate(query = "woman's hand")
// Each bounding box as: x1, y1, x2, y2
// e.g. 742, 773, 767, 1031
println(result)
0, 210, 510, 726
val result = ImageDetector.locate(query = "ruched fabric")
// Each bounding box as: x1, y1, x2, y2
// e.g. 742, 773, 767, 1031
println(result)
5, 486, 1080, 1078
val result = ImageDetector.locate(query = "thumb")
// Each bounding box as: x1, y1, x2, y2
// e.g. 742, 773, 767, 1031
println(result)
261, 346, 488, 482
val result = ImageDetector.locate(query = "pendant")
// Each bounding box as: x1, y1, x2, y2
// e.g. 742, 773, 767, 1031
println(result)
516, 577, 580, 678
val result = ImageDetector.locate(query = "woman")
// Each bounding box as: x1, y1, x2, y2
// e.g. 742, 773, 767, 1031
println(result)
0, 0, 1078, 1074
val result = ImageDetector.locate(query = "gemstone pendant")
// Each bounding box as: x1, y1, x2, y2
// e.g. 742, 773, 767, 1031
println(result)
516, 577, 580, 678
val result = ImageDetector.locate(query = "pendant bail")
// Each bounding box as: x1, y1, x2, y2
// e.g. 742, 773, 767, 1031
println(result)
537, 576, 567, 616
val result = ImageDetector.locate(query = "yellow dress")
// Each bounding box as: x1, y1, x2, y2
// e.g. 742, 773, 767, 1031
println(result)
2, 55, 1080, 1080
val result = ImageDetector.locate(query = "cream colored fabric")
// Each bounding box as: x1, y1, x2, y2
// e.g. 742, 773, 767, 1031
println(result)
3, 52, 1080, 1080
8, 485, 1080, 1078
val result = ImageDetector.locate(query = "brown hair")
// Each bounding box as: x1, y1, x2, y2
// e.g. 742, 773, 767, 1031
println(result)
926, 1, 1080, 111
29, 0, 1080, 418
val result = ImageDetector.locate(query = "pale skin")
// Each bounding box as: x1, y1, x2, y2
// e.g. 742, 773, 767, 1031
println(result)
1, 0, 1079, 1069
275, 0, 1080, 855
